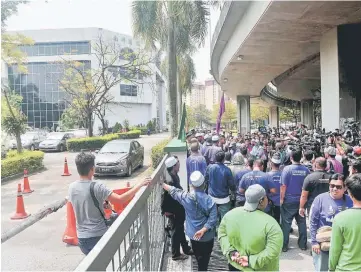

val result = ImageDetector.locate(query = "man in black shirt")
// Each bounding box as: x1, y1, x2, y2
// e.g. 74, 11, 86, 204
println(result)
299, 157, 330, 217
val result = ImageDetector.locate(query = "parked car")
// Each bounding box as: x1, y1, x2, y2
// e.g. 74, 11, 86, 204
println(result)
10, 132, 47, 151
66, 129, 88, 138
94, 140, 144, 177
39, 132, 74, 152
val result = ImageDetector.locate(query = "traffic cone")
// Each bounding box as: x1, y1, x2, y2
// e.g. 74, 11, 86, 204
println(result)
62, 202, 78, 246
61, 157, 71, 176
11, 184, 30, 220
22, 169, 34, 194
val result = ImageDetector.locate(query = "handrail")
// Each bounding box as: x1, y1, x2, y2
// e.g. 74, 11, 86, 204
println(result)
75, 154, 168, 271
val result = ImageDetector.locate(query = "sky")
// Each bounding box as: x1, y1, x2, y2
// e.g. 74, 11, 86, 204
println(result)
6, 0, 221, 82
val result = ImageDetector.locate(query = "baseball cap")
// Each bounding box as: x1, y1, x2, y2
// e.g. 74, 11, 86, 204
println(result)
190, 171, 205, 187
165, 156, 178, 168
212, 135, 219, 142
324, 146, 336, 156
271, 152, 282, 164
244, 184, 266, 212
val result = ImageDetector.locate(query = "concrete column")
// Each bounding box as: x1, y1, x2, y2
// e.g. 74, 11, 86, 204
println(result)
269, 106, 279, 128
300, 100, 314, 129
320, 25, 361, 131
236, 95, 251, 134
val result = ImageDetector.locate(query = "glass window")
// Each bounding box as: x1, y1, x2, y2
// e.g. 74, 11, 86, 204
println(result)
64, 44, 71, 54
39, 45, 45, 56
120, 84, 138, 97
44, 45, 51, 55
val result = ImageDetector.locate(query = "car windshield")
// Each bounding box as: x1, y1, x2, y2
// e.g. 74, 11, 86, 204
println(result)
21, 135, 34, 141
100, 142, 130, 153
47, 133, 64, 140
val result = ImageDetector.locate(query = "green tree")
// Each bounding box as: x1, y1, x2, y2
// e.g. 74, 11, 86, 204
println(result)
185, 106, 197, 129
250, 106, 269, 127
211, 101, 237, 129
123, 119, 130, 130
132, 1, 209, 137
193, 104, 211, 127
58, 35, 152, 137
1, 89, 27, 153
279, 101, 301, 126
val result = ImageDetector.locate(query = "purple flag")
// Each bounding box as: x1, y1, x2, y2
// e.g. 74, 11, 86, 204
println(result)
216, 93, 225, 134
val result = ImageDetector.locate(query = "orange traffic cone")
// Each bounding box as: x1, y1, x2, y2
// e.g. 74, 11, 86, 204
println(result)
61, 157, 71, 176
62, 202, 78, 246
22, 169, 34, 194
11, 184, 30, 220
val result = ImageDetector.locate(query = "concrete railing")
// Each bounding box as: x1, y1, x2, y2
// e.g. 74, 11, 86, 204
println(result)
75, 155, 168, 271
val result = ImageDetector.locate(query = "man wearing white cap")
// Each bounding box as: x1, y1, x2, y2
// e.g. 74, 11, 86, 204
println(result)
219, 184, 283, 271
161, 171, 217, 271
161, 156, 193, 260
204, 135, 222, 165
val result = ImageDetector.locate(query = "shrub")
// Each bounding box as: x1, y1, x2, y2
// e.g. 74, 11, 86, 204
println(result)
1, 151, 44, 178
151, 138, 170, 168
67, 130, 141, 151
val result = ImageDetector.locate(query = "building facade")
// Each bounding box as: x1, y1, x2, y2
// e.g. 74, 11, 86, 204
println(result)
2, 28, 167, 132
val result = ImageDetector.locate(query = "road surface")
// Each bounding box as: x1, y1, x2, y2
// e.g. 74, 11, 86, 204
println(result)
1, 133, 169, 271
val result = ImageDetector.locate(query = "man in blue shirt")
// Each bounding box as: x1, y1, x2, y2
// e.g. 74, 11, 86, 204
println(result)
186, 142, 207, 184
205, 150, 235, 226
280, 149, 310, 252
162, 171, 217, 271
204, 135, 222, 165
239, 159, 267, 197
261, 153, 282, 223
235, 158, 254, 207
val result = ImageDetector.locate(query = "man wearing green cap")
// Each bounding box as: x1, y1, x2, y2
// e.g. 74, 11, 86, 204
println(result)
218, 184, 283, 271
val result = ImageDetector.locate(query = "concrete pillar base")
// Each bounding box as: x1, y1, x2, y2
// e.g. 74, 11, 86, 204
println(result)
236, 96, 251, 134
269, 106, 279, 128
300, 100, 314, 129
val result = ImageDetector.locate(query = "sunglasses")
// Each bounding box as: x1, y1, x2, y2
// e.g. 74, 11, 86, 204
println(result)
330, 184, 343, 190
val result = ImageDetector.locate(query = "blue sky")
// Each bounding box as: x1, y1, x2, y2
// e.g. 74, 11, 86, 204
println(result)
6, 0, 220, 82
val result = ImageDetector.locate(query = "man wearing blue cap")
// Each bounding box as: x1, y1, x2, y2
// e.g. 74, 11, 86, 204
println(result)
161, 171, 217, 271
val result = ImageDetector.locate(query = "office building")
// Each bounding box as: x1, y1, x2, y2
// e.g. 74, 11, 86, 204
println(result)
2, 28, 167, 132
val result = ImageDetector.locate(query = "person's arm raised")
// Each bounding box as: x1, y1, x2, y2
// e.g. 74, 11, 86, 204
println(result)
107, 178, 151, 205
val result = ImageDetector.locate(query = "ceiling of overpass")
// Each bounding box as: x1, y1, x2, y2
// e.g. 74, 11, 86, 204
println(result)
220, 1, 361, 101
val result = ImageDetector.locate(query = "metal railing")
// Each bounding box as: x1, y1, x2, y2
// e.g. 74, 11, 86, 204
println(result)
75, 155, 168, 271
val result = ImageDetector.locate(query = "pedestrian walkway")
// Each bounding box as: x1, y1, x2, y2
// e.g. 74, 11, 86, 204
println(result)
191, 238, 228, 271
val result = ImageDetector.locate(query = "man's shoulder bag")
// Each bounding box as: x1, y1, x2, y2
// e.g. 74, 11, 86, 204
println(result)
90, 182, 118, 227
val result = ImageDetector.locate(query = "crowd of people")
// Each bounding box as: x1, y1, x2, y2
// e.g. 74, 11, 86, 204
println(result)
161, 125, 361, 271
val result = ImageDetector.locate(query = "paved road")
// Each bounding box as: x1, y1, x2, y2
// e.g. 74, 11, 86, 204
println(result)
1, 133, 169, 271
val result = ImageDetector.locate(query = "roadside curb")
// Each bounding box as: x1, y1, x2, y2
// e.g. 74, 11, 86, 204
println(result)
1, 167, 46, 184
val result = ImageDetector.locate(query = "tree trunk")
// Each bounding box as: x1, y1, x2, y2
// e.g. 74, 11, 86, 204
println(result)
167, 15, 178, 137
177, 69, 182, 126
15, 131, 22, 153
87, 113, 93, 137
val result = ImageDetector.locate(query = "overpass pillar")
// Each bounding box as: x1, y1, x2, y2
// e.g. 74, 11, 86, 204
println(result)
300, 100, 314, 129
269, 106, 279, 128
320, 25, 361, 131
236, 95, 250, 134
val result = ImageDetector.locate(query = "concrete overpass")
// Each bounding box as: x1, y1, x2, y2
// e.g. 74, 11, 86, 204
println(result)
211, 1, 361, 133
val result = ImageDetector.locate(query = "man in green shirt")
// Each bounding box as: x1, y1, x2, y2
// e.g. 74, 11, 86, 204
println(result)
218, 184, 283, 271
329, 173, 361, 271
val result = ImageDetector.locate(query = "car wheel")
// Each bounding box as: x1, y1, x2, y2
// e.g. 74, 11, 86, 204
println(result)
59, 145, 65, 152
126, 163, 132, 177
30, 145, 35, 151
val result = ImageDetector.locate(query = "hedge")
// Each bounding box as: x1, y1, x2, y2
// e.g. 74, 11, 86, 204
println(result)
151, 138, 171, 168
1, 151, 44, 178
67, 130, 141, 152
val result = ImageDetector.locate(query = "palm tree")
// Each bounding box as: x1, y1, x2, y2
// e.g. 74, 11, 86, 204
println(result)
132, 1, 209, 137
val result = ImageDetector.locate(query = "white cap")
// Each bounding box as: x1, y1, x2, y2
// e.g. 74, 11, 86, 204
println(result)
190, 171, 205, 187
212, 135, 219, 141
165, 156, 178, 168
195, 133, 202, 137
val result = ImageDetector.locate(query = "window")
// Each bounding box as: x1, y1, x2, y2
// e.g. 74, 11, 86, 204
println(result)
18, 42, 91, 56
120, 84, 138, 97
